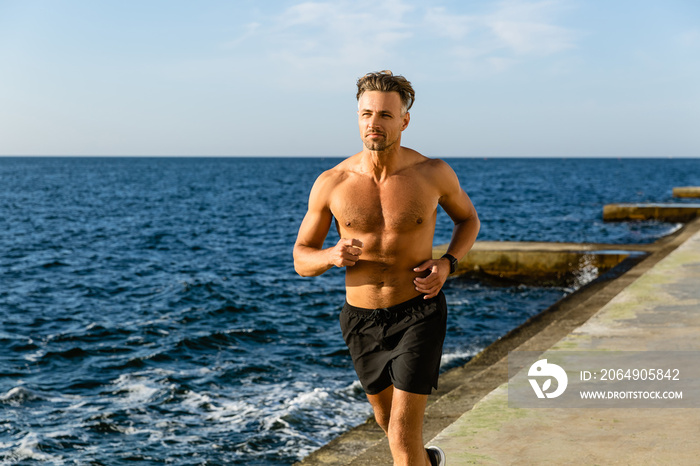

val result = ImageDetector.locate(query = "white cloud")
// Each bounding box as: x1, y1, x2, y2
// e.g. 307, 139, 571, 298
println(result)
284, 2, 338, 26
486, 0, 576, 55
489, 20, 574, 55
425, 0, 577, 74
220, 0, 578, 86
425, 7, 474, 41
270, 0, 414, 67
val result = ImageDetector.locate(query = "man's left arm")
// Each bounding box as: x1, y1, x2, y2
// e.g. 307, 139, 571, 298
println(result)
413, 162, 480, 298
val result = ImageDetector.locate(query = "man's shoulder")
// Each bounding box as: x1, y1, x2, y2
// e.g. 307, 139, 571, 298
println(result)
402, 151, 459, 195
403, 149, 453, 176
312, 157, 358, 193
317, 154, 362, 181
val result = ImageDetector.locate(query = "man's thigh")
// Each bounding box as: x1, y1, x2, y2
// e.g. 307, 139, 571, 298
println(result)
389, 387, 429, 429
367, 385, 394, 431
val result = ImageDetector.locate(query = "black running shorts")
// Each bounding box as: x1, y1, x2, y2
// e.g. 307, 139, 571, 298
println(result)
339, 291, 447, 395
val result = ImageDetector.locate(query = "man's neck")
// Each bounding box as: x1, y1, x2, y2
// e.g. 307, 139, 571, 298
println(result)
360, 146, 404, 182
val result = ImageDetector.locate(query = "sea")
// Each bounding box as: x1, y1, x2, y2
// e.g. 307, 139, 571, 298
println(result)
1, 157, 698, 465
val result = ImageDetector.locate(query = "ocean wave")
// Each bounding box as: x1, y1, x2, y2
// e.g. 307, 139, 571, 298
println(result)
2, 433, 63, 463
0, 386, 45, 406
111, 373, 162, 404
440, 348, 480, 368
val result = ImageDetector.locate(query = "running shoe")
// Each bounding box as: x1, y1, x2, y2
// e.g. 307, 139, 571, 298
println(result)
426, 446, 446, 466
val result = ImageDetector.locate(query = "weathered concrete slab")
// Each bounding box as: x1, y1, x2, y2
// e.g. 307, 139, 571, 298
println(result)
428, 222, 700, 464
430, 386, 698, 465
603, 203, 700, 222
434, 242, 650, 285
673, 186, 700, 198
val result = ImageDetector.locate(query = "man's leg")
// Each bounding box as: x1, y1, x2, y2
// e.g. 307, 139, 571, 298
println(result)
367, 385, 394, 434
388, 388, 431, 466
368, 386, 431, 466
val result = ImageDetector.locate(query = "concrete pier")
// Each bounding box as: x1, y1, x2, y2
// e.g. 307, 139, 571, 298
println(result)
296, 216, 700, 465
428, 217, 700, 465
433, 242, 650, 285
602, 203, 700, 222
673, 186, 700, 198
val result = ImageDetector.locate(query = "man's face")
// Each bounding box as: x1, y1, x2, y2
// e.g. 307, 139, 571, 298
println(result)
358, 91, 410, 152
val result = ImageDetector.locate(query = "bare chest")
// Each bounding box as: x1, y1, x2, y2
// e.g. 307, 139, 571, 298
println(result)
330, 176, 438, 232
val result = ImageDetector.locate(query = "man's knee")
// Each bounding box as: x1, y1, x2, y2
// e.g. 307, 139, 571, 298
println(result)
387, 417, 426, 465
387, 418, 411, 444
387, 391, 427, 439
373, 409, 390, 433
387, 410, 422, 448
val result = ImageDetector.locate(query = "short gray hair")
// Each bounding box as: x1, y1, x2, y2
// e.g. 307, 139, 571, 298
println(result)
356, 70, 415, 115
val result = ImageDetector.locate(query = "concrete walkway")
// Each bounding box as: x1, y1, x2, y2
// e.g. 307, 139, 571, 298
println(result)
428, 227, 700, 464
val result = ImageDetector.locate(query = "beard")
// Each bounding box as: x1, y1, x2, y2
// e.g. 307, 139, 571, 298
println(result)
362, 132, 397, 152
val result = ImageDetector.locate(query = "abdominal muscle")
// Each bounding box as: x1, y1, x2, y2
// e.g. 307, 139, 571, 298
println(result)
343, 231, 434, 309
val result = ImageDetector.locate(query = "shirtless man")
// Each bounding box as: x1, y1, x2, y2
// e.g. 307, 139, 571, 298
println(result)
293, 71, 480, 466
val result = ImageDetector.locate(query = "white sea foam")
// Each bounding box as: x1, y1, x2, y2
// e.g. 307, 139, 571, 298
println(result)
664, 223, 683, 236
172, 377, 371, 460
440, 348, 480, 368
0, 386, 42, 405
113, 373, 160, 403
4, 432, 63, 463
24, 347, 45, 363
45, 429, 73, 439
182, 389, 258, 426
341, 379, 365, 395
288, 387, 329, 407
448, 297, 472, 306
571, 254, 599, 290
181, 390, 213, 410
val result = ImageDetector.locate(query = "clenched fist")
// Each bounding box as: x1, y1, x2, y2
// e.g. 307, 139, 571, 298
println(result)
329, 238, 363, 268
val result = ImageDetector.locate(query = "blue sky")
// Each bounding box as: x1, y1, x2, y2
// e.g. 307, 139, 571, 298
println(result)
1, 0, 698, 157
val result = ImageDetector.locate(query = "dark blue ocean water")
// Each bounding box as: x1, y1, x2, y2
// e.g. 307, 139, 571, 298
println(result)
1, 157, 697, 464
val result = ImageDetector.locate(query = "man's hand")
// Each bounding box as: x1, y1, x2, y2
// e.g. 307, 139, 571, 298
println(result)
413, 258, 450, 299
329, 238, 363, 268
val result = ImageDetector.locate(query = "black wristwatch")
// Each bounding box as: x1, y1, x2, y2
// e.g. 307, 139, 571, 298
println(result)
441, 253, 458, 274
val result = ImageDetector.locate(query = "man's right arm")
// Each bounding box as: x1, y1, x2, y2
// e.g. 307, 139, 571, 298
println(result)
293, 173, 363, 277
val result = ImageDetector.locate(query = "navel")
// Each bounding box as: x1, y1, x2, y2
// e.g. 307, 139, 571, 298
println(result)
417, 218, 423, 224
